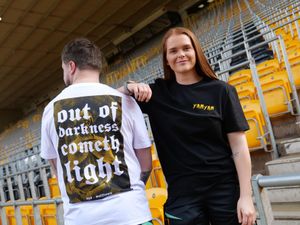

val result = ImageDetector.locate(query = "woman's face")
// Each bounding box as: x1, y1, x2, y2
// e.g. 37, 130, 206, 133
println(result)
165, 34, 196, 75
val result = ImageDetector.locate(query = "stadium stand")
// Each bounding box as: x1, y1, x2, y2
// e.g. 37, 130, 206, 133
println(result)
1, 0, 300, 224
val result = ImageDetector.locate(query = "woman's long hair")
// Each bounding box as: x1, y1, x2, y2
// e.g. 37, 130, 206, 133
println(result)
161, 27, 218, 80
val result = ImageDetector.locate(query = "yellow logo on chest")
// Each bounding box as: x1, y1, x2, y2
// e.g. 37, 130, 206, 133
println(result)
193, 104, 215, 111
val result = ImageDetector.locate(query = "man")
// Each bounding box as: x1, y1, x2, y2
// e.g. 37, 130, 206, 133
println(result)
40, 38, 153, 225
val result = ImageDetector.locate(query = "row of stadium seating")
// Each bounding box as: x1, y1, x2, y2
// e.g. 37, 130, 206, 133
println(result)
1, 0, 300, 224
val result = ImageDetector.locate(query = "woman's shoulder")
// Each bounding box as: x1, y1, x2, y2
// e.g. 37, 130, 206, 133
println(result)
211, 78, 235, 88
150, 78, 168, 89
153, 78, 166, 85
204, 78, 232, 88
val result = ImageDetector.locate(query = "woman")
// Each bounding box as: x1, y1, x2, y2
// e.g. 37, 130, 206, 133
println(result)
121, 27, 256, 225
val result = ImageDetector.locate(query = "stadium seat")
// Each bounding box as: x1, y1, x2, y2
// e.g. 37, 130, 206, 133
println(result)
39, 197, 58, 225
146, 159, 167, 189
48, 178, 60, 198
241, 100, 267, 150
228, 69, 252, 86
259, 71, 292, 116
256, 59, 281, 77
20, 205, 34, 225
146, 188, 167, 225
285, 39, 300, 53
5, 205, 15, 225
288, 49, 300, 65
5, 204, 34, 225
287, 50, 300, 87
235, 82, 256, 102
291, 65, 300, 88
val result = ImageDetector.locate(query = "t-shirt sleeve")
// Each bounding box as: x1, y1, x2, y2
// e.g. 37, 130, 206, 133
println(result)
40, 104, 57, 159
135, 82, 156, 114
223, 84, 249, 133
129, 98, 152, 149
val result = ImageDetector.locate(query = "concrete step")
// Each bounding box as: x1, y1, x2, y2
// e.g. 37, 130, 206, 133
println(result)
265, 153, 300, 176
256, 203, 300, 225
267, 186, 300, 203
272, 202, 300, 220
271, 221, 300, 225
279, 138, 300, 155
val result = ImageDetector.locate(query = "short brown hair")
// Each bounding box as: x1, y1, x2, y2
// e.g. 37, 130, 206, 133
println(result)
61, 38, 102, 71
161, 27, 218, 80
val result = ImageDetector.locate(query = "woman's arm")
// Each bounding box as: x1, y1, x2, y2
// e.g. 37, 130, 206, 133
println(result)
117, 81, 152, 102
227, 131, 256, 225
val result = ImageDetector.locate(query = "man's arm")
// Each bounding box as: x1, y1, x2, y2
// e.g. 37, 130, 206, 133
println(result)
134, 147, 152, 184
117, 81, 152, 102
49, 159, 58, 178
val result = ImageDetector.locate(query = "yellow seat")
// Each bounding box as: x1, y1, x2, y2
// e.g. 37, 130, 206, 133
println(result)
5, 204, 34, 225
288, 49, 300, 65
20, 205, 34, 225
256, 59, 281, 77
5, 205, 16, 225
146, 159, 167, 189
146, 188, 167, 225
285, 40, 300, 53
39, 197, 58, 225
228, 69, 252, 86
291, 65, 300, 87
241, 100, 267, 150
235, 82, 256, 101
260, 71, 292, 116
48, 178, 61, 198
287, 50, 300, 87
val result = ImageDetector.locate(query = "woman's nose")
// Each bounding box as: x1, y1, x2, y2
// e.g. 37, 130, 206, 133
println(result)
177, 50, 185, 58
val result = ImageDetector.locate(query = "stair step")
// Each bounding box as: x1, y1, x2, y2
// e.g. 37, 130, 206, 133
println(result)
271, 221, 300, 225
267, 186, 300, 203
265, 153, 300, 175
279, 138, 300, 155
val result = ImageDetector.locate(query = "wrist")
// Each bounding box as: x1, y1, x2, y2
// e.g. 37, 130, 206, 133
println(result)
124, 80, 135, 96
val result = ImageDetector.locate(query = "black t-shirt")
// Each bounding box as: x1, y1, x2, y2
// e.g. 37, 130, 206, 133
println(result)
138, 77, 249, 196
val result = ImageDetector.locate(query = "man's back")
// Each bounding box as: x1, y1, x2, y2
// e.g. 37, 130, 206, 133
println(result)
41, 82, 152, 225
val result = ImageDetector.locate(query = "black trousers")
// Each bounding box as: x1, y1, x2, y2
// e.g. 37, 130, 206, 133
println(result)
164, 180, 241, 225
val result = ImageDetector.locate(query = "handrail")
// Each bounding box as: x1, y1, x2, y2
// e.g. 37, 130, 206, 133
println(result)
257, 174, 300, 187
251, 174, 300, 225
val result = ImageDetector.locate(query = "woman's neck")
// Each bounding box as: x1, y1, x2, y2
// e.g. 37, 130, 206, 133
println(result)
175, 71, 202, 85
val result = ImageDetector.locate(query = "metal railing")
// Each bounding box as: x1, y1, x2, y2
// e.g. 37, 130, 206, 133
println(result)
251, 174, 300, 225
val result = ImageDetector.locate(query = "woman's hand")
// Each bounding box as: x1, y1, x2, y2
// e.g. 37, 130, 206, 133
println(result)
127, 82, 152, 102
237, 196, 256, 225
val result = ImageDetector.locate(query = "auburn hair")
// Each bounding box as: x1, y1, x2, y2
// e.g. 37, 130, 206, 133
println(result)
161, 27, 218, 80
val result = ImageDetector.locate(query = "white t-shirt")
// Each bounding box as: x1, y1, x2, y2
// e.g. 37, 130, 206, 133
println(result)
40, 83, 152, 225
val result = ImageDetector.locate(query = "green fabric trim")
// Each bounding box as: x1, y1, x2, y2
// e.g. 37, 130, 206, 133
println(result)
141, 222, 153, 225
165, 212, 183, 220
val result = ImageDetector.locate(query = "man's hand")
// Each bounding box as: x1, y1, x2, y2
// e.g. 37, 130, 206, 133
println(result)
128, 82, 152, 102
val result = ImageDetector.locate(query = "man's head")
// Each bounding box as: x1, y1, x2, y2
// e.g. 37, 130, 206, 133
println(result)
61, 38, 102, 86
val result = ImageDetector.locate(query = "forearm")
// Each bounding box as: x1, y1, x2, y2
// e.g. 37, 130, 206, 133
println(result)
134, 147, 152, 184
228, 132, 252, 197
49, 159, 58, 178
233, 149, 252, 197
117, 85, 132, 95
117, 81, 152, 102
117, 81, 135, 95
140, 170, 152, 185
